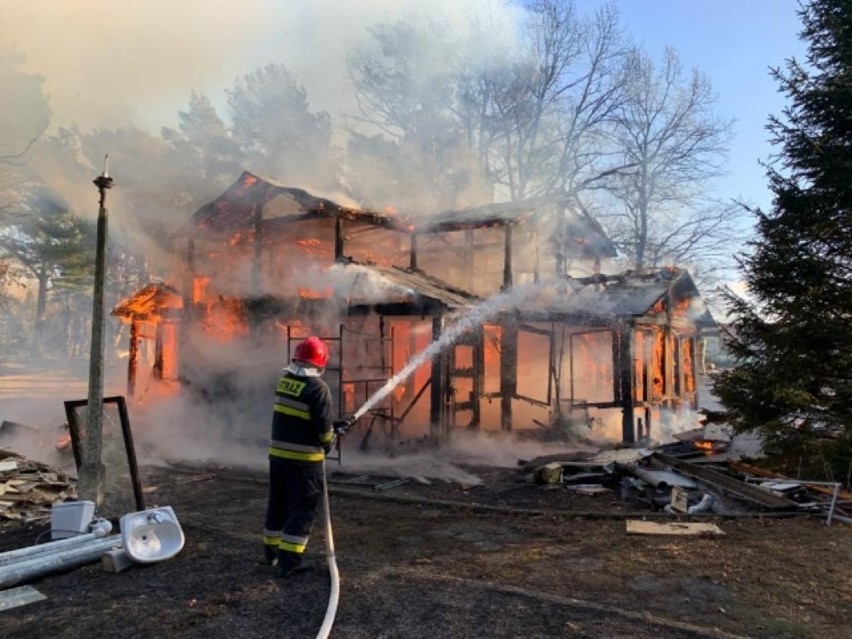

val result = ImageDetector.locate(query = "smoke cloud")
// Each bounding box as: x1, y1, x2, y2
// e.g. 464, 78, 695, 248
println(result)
0, 0, 518, 134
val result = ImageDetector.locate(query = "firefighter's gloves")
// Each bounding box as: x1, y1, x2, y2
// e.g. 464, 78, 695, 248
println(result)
333, 416, 356, 435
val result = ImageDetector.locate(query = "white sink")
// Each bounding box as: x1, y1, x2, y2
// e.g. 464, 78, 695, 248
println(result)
120, 506, 185, 564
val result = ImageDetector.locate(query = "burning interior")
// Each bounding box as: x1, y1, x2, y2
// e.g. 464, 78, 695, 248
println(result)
111, 171, 714, 448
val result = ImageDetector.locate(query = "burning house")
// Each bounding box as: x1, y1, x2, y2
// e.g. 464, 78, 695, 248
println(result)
112, 171, 714, 447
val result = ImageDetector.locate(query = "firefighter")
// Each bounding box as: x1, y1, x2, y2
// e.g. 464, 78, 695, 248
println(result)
262, 335, 335, 578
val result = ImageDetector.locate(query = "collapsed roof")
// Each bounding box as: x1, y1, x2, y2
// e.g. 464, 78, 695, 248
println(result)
516, 269, 717, 328
174, 171, 617, 258
111, 282, 183, 322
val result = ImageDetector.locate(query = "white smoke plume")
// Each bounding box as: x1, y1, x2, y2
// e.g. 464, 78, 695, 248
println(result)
0, 0, 519, 134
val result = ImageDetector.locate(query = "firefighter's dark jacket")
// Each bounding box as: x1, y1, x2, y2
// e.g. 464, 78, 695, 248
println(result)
269, 368, 334, 463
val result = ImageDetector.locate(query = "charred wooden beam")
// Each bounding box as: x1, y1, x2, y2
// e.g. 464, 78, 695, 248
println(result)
610, 328, 621, 404
346, 301, 450, 317
429, 316, 446, 441
127, 321, 139, 399
251, 203, 262, 295
471, 327, 483, 427
464, 229, 474, 291
502, 225, 513, 291
335, 216, 344, 262
409, 232, 418, 270
619, 325, 636, 444
653, 454, 796, 510
500, 316, 518, 431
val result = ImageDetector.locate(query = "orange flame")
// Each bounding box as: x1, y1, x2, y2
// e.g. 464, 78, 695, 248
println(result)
673, 298, 690, 317
682, 338, 695, 393
298, 288, 333, 299
652, 329, 665, 400
193, 277, 210, 304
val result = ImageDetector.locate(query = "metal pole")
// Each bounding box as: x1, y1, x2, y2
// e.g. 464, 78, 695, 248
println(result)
79, 156, 113, 507
0, 530, 107, 567
826, 482, 841, 527
0, 535, 121, 589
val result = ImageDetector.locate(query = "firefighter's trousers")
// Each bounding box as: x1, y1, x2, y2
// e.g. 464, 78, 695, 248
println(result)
263, 458, 324, 570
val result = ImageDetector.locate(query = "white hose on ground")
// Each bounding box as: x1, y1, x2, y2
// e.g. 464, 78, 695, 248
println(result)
316, 459, 340, 639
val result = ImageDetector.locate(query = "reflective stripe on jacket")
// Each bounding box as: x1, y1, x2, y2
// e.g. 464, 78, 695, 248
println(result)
269, 369, 334, 463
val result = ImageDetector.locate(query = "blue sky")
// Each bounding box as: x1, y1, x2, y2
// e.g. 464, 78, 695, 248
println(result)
574, 0, 808, 215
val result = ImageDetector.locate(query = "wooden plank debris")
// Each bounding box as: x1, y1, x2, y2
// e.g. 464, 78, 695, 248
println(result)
534, 462, 563, 484
566, 484, 609, 495
374, 478, 411, 491
729, 461, 852, 501
669, 486, 689, 513
0, 449, 76, 523
626, 520, 724, 536
653, 454, 795, 510
0, 585, 47, 611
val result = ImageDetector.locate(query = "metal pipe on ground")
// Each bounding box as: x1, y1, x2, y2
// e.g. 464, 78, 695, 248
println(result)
0, 535, 121, 589
0, 531, 108, 567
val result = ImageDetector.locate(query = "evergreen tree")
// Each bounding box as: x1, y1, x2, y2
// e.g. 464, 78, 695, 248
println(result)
0, 186, 95, 356
227, 64, 337, 189
161, 91, 243, 201
714, 0, 852, 475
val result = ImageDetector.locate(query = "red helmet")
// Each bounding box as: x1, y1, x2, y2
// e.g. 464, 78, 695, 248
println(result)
293, 336, 329, 368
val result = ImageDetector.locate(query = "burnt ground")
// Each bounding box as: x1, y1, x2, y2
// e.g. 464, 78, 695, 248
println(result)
0, 462, 850, 639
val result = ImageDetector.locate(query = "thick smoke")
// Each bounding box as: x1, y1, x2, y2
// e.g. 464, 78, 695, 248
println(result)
0, 2, 711, 479
0, 1, 517, 134
1, 0, 524, 272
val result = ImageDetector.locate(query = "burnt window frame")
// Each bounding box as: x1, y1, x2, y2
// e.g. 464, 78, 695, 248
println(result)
64, 395, 145, 513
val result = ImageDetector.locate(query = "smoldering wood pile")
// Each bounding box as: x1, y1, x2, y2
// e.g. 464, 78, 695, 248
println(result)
0, 448, 76, 523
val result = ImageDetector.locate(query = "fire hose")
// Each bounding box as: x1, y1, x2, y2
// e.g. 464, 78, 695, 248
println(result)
315, 415, 355, 639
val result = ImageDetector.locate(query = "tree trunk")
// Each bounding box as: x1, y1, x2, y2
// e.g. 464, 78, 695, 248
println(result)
32, 268, 49, 357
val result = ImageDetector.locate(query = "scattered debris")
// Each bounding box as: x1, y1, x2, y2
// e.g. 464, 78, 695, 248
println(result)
511, 424, 847, 523
0, 449, 76, 523
625, 520, 725, 536
533, 462, 563, 484
0, 585, 46, 611
668, 486, 689, 513
101, 547, 134, 573
374, 478, 411, 491
566, 484, 609, 495
329, 473, 419, 491
628, 467, 698, 490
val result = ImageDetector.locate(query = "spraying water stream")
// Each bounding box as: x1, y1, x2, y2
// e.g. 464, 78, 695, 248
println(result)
351, 280, 586, 421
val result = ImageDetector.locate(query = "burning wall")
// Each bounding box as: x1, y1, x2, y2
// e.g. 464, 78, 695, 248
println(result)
113, 172, 713, 447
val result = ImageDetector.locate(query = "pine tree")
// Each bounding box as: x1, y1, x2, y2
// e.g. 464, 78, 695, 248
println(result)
714, 0, 852, 475
0, 186, 95, 356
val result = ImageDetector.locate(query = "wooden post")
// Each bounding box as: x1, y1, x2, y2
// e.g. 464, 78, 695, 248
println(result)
251, 203, 262, 295
127, 321, 139, 399
335, 215, 344, 262
79, 157, 113, 507
500, 316, 518, 431
409, 233, 418, 270
464, 229, 474, 291
178, 238, 195, 385
610, 329, 621, 404
533, 228, 540, 283
689, 336, 698, 410
619, 325, 636, 444
502, 225, 513, 291
429, 315, 445, 442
